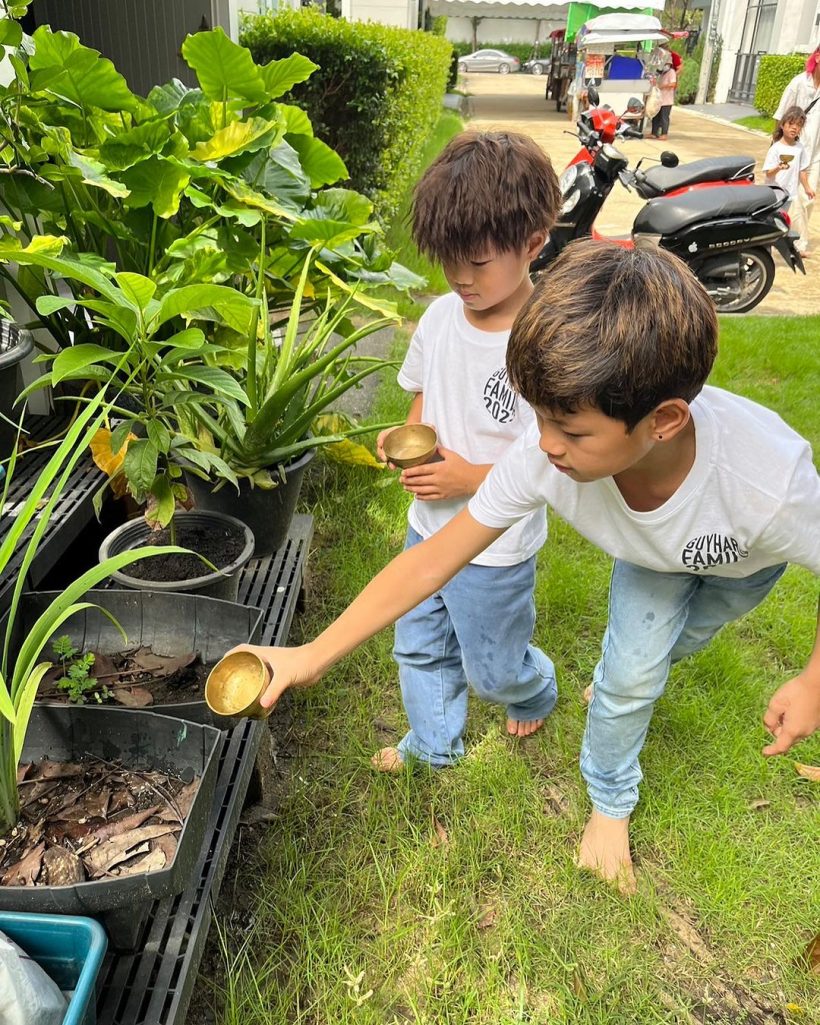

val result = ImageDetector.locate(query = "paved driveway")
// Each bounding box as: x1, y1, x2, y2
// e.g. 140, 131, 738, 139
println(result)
462, 74, 820, 316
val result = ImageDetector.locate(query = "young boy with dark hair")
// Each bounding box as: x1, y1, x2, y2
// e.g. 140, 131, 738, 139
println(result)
231, 240, 820, 892
368, 130, 562, 770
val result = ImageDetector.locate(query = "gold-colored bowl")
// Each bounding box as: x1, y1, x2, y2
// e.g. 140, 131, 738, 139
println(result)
205, 651, 272, 720
383, 424, 438, 468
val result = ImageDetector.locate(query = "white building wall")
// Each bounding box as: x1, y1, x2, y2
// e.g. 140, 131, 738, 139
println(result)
712, 0, 820, 103
344, 0, 419, 29
446, 16, 563, 45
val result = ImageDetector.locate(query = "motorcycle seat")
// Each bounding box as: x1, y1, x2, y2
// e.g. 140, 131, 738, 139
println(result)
639, 156, 755, 196
633, 185, 782, 237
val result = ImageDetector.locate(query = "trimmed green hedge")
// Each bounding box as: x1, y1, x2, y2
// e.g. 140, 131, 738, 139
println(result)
240, 9, 452, 220
755, 53, 807, 117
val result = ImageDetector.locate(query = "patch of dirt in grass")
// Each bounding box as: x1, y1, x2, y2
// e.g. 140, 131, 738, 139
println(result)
654, 903, 789, 1024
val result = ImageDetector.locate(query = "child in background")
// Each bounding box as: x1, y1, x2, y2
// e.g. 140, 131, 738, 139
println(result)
367, 131, 562, 772
763, 105, 816, 208
229, 241, 820, 894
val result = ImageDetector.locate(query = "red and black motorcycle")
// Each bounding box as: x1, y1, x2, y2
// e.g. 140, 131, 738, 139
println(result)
533, 89, 804, 313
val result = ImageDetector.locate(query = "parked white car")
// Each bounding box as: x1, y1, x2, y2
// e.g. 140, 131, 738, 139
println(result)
457, 49, 521, 75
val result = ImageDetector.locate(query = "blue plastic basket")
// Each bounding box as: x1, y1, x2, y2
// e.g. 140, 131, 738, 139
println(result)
0, 911, 107, 1025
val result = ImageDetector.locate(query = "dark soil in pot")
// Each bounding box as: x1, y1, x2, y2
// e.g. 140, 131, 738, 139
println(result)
125, 522, 245, 583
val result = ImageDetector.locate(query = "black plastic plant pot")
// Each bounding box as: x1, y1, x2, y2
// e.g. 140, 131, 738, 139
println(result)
8, 590, 263, 728
0, 705, 221, 951
98, 510, 254, 600
185, 447, 314, 558
0, 322, 33, 458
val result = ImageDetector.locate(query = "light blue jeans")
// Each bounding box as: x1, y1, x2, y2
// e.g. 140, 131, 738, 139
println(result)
394, 527, 557, 766
581, 559, 787, 819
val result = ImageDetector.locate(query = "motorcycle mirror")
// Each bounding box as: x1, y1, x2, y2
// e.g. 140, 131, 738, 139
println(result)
660, 151, 679, 168
587, 85, 600, 106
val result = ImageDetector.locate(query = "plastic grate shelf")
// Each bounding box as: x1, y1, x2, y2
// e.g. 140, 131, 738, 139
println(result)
0, 415, 105, 610
94, 514, 313, 1025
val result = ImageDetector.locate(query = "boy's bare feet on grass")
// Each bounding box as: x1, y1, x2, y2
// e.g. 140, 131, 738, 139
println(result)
583, 684, 593, 704
371, 746, 405, 773
506, 717, 544, 737
576, 809, 637, 895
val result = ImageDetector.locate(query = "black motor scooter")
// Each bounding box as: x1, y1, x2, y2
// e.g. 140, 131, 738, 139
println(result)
533, 90, 804, 313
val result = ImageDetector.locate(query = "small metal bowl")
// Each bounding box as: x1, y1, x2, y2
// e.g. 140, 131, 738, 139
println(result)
205, 651, 272, 720
383, 424, 438, 468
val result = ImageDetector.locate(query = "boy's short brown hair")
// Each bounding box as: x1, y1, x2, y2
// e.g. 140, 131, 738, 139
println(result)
411, 131, 560, 263
507, 240, 718, 430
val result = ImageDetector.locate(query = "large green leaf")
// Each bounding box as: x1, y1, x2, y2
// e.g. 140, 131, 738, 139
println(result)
240, 141, 310, 208
181, 28, 267, 105
154, 283, 257, 335
0, 19, 23, 48
121, 157, 191, 217
29, 26, 137, 112
279, 103, 313, 137
67, 152, 130, 197
167, 365, 249, 406
50, 343, 122, 385
311, 188, 373, 226
123, 438, 159, 498
290, 219, 375, 247
99, 120, 173, 171
259, 53, 317, 99
288, 134, 348, 188
190, 117, 280, 161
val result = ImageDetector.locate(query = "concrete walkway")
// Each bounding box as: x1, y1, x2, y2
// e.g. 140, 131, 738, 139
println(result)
461, 74, 819, 316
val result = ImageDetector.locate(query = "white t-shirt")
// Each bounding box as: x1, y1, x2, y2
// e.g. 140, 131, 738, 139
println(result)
469, 386, 820, 578
397, 292, 546, 567
774, 73, 820, 163
763, 140, 809, 200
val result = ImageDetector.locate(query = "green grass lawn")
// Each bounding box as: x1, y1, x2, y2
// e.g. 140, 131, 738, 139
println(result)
208, 316, 820, 1023
734, 115, 775, 136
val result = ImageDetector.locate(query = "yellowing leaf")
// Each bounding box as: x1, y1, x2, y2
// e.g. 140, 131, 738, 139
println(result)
189, 118, 278, 161
90, 427, 137, 497
795, 763, 820, 782
322, 438, 383, 469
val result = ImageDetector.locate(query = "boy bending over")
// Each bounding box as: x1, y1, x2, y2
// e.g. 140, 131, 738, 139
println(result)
371, 130, 561, 770
232, 241, 820, 892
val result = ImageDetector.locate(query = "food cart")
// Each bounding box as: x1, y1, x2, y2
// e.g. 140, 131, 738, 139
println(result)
566, 13, 672, 120
544, 1, 668, 112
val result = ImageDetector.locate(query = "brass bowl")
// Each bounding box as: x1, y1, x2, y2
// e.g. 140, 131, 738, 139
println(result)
383, 424, 438, 468
205, 651, 272, 720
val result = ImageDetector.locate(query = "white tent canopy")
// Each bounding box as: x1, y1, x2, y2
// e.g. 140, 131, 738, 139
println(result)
428, 0, 664, 19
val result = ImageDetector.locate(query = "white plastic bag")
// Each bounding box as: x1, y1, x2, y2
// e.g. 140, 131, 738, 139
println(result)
644, 84, 662, 119
0, 929, 67, 1025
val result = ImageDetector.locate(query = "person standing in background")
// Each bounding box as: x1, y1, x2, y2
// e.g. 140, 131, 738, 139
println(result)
651, 47, 678, 140
774, 46, 820, 257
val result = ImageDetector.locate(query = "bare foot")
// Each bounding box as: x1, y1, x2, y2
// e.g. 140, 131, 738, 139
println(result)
506, 717, 544, 737
371, 746, 405, 773
576, 809, 637, 895
582, 684, 593, 705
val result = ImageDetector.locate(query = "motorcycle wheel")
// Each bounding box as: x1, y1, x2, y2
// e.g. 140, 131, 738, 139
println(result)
703, 248, 775, 314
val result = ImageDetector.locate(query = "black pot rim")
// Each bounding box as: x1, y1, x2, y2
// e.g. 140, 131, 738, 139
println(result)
0, 325, 33, 372
99, 510, 255, 592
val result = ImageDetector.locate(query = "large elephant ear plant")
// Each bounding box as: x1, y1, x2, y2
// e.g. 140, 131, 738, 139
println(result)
0, 12, 421, 351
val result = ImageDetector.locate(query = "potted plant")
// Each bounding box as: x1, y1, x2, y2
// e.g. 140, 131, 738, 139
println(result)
0, 238, 260, 595
0, 368, 226, 949
0, 322, 32, 459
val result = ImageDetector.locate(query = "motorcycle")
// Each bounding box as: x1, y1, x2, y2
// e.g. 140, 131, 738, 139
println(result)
533, 89, 805, 313
566, 97, 756, 200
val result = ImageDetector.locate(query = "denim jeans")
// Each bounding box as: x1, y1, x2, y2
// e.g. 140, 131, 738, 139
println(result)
581, 559, 787, 819
394, 527, 557, 766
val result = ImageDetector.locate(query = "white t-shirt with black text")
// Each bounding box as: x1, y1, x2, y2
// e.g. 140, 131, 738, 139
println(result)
469, 386, 820, 578
397, 292, 546, 567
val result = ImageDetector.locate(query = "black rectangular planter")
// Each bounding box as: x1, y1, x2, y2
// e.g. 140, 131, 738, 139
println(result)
0, 705, 221, 951
8, 590, 263, 728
